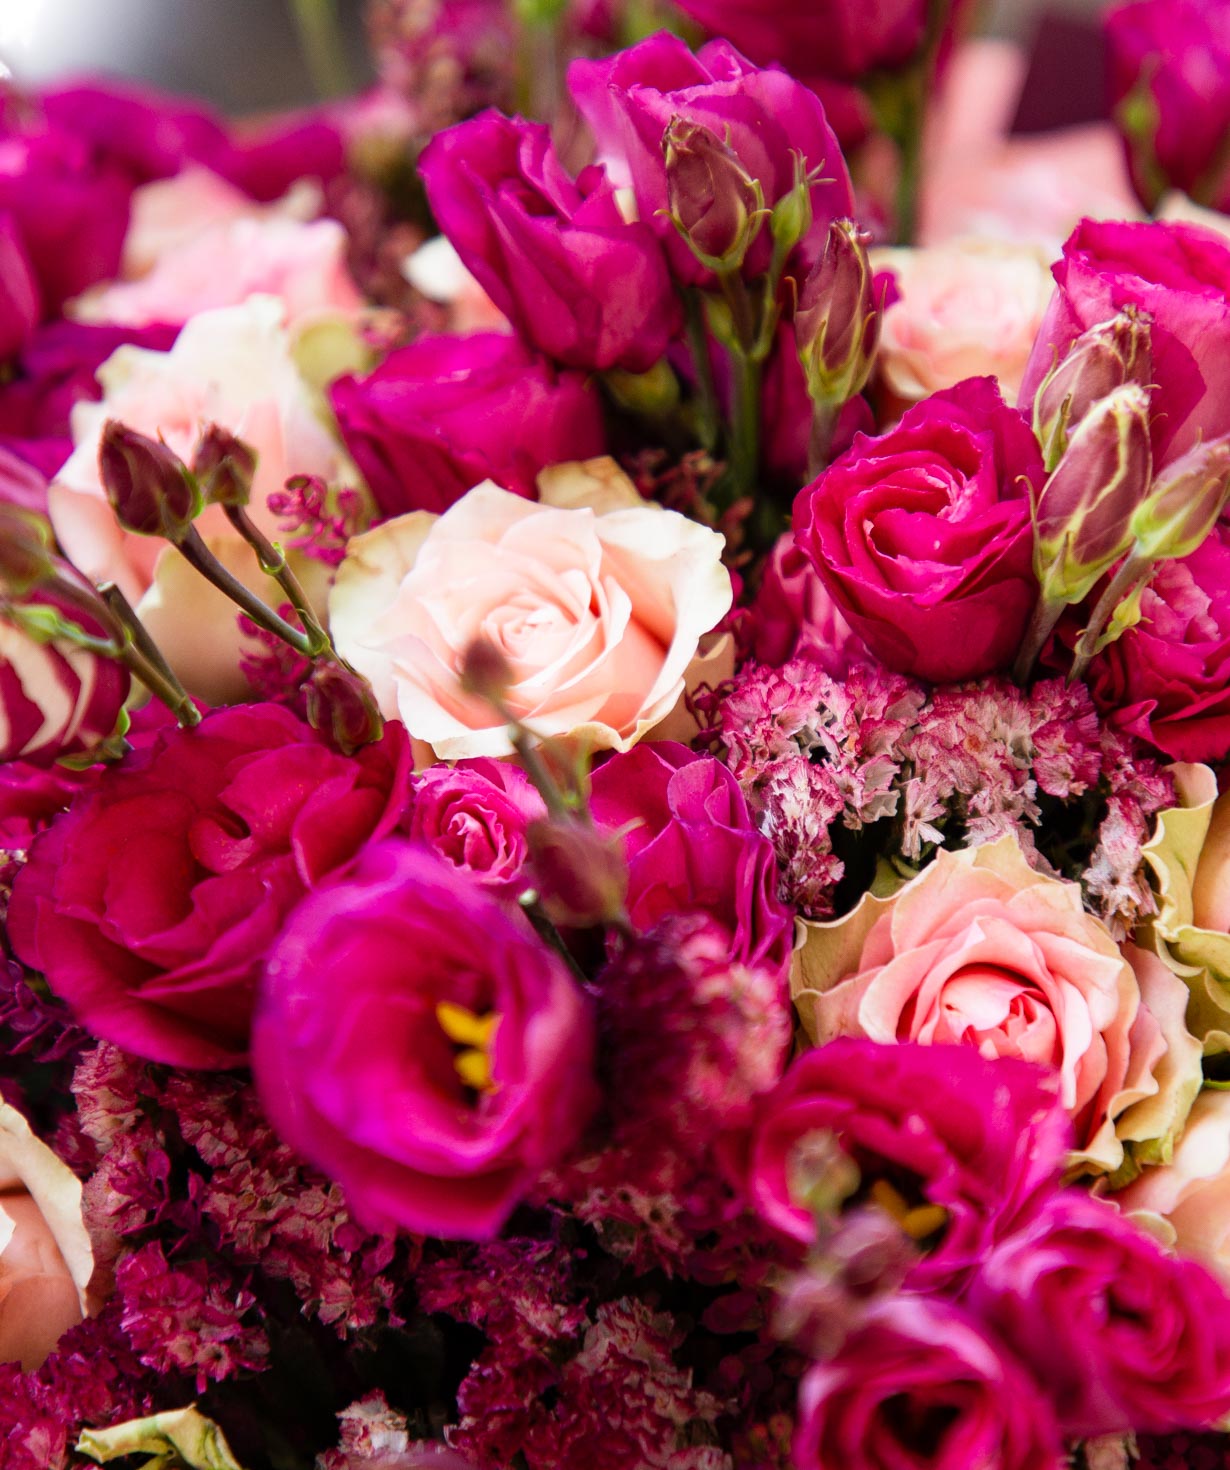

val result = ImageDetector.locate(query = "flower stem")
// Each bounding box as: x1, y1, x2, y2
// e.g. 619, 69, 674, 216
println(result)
222, 506, 332, 657
807, 399, 842, 478
288, 0, 353, 99
1012, 595, 1066, 686
97, 584, 201, 728
684, 289, 721, 453
177, 527, 315, 656
1068, 553, 1154, 683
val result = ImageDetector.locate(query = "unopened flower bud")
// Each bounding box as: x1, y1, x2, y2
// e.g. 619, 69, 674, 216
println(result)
0, 506, 57, 595
795, 219, 879, 409
99, 420, 200, 541
192, 423, 257, 509
1130, 433, 1230, 563
663, 117, 765, 273
1034, 383, 1153, 605
459, 635, 514, 707
769, 149, 814, 260
304, 661, 384, 754
1032, 307, 1152, 471
527, 817, 628, 929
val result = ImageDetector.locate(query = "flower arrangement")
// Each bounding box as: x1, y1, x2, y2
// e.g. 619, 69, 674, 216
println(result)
3, 2, 1230, 1468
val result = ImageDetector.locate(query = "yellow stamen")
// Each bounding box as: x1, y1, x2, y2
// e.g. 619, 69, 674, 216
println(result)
868, 1180, 948, 1241
436, 1002, 500, 1094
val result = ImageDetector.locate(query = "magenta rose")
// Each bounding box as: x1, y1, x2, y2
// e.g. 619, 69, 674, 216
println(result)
1085, 516, 1230, 762
794, 1297, 1063, 1470
568, 33, 853, 284
0, 216, 38, 363
968, 1191, 1230, 1435
590, 742, 795, 978
252, 840, 598, 1238
747, 1039, 1070, 1291
792, 376, 1041, 682
1020, 219, 1230, 466
405, 758, 546, 897
329, 333, 606, 516
1105, 0, 1230, 212
419, 111, 680, 372
746, 531, 870, 672
7, 706, 411, 1070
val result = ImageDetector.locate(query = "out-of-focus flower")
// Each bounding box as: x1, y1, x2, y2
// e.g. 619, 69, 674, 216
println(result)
330, 332, 605, 517
970, 1190, 1230, 1435
792, 376, 1040, 682
0, 217, 39, 363
252, 840, 598, 1238
329, 463, 731, 760
568, 33, 853, 285
6, 706, 411, 1069
792, 835, 1202, 1177
419, 111, 680, 372
0, 1098, 97, 1371
872, 238, 1053, 406
793, 1296, 1064, 1470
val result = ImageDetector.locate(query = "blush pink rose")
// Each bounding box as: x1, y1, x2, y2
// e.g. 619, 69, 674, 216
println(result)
329, 461, 732, 760
792, 836, 1203, 1175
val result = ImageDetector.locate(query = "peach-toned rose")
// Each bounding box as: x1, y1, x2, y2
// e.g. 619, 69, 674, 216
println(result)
329, 457, 732, 761
1192, 789, 1230, 933
872, 239, 1053, 406
1119, 1089, 1230, 1277
0, 1099, 98, 1370
792, 836, 1202, 1176
72, 214, 364, 333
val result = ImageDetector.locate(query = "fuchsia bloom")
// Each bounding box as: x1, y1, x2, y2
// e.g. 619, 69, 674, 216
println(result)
419, 111, 679, 372
590, 742, 795, 979
405, 758, 545, 897
7, 706, 411, 1069
794, 1296, 1065, 1470
969, 1191, 1230, 1436
252, 841, 598, 1238
330, 333, 606, 516
747, 1039, 1071, 1291
793, 377, 1041, 683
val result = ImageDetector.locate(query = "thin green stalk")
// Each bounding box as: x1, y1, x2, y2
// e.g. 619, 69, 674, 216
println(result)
178, 527, 314, 656
1012, 596, 1066, 686
222, 506, 331, 657
726, 347, 764, 503
1069, 553, 1153, 683
288, 0, 353, 100
684, 289, 721, 452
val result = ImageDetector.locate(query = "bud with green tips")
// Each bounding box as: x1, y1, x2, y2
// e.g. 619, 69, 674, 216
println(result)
99, 419, 200, 542
1033, 382, 1153, 606
1130, 433, 1230, 563
1032, 307, 1152, 472
303, 660, 384, 754
795, 219, 879, 411
769, 149, 815, 262
0, 505, 58, 595
663, 117, 766, 274
193, 422, 257, 509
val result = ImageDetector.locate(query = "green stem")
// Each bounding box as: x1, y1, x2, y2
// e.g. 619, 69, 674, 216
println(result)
1012, 595, 1066, 686
288, 0, 352, 99
684, 290, 721, 453
177, 527, 314, 656
98, 584, 201, 729
807, 399, 842, 478
1069, 553, 1154, 683
222, 506, 331, 657
725, 347, 764, 504
891, 78, 926, 247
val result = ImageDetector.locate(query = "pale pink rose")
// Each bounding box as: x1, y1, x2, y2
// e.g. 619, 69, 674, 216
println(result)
72, 214, 363, 332
0, 1099, 98, 1370
792, 836, 1202, 1175
329, 457, 732, 760
872, 239, 1054, 406
1119, 1090, 1230, 1277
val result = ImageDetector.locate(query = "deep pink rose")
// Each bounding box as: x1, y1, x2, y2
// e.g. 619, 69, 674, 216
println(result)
419, 111, 680, 372
330, 333, 606, 516
7, 706, 411, 1070
590, 742, 795, 978
747, 1039, 1070, 1292
969, 1191, 1230, 1435
252, 840, 598, 1238
1086, 517, 1230, 762
792, 376, 1041, 682
794, 1297, 1063, 1470
0, 447, 47, 514
568, 33, 854, 284
1020, 219, 1230, 467
1105, 0, 1230, 212
0, 215, 38, 362
405, 758, 546, 896
747, 531, 870, 672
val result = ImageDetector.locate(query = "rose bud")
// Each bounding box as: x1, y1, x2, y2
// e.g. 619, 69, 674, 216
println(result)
303, 661, 384, 754
1032, 308, 1153, 471
1130, 432, 1230, 564
192, 422, 257, 509
526, 817, 629, 929
795, 219, 879, 410
1034, 382, 1153, 606
663, 116, 765, 274
98, 419, 200, 542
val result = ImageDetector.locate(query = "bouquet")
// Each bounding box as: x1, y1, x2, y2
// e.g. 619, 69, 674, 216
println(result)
2, 1, 1230, 1467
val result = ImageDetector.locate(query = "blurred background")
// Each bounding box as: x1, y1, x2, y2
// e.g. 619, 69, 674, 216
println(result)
0, 0, 1104, 114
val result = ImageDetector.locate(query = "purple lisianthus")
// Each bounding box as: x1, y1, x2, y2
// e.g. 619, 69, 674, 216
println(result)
590, 741, 795, 978
405, 757, 546, 896
1020, 219, 1230, 467
252, 840, 598, 1239
792, 376, 1041, 683
568, 33, 853, 284
330, 332, 606, 516
747, 1039, 1071, 1291
969, 1191, 1230, 1436
419, 111, 680, 372
794, 1296, 1064, 1470
7, 707, 412, 1070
